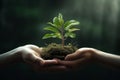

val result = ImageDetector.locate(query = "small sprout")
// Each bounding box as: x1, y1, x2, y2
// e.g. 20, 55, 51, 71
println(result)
42, 13, 80, 47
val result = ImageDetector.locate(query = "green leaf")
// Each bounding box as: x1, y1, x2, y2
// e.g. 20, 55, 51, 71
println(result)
42, 33, 56, 39
64, 20, 80, 30
65, 32, 76, 38
42, 33, 54, 39
47, 22, 56, 27
58, 13, 64, 25
68, 28, 80, 32
55, 33, 62, 39
44, 26, 60, 33
42, 13, 80, 43
42, 33, 62, 39
53, 17, 60, 27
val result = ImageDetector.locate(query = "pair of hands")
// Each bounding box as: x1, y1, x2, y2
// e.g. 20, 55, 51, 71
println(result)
1, 44, 119, 71
18, 44, 94, 71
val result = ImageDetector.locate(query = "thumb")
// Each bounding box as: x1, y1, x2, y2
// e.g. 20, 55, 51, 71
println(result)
65, 50, 83, 61
65, 53, 77, 61
24, 53, 44, 65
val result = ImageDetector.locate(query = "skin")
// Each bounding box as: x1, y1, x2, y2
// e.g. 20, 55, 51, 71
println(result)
0, 46, 119, 71
0, 44, 66, 71
58, 48, 120, 70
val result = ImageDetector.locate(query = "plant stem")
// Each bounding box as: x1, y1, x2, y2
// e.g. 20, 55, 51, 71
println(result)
61, 34, 64, 48
61, 26, 65, 48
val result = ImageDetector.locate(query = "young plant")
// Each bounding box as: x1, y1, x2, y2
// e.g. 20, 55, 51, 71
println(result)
42, 13, 80, 47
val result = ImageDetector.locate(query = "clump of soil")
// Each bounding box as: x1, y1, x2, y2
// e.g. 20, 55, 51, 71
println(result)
41, 43, 77, 60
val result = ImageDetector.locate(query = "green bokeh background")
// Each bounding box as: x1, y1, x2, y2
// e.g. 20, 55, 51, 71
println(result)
0, 0, 119, 80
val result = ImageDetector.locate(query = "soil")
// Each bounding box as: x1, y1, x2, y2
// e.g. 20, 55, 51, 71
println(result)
41, 43, 77, 60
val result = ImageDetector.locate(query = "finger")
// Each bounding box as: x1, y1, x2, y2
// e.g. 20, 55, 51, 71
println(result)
58, 58, 87, 68
65, 51, 82, 61
42, 59, 58, 66
31, 47, 43, 56
65, 49, 92, 61
22, 48, 44, 65
65, 53, 76, 61
25, 54, 44, 66
23, 48, 58, 66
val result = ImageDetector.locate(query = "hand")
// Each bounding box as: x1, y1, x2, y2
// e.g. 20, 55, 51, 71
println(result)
18, 45, 67, 71
0, 44, 66, 71
58, 47, 120, 70
57, 48, 94, 70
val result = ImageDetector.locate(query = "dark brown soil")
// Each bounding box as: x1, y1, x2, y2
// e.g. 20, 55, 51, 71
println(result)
41, 43, 77, 60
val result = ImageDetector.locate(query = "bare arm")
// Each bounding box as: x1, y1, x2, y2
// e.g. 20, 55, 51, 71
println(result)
92, 48, 120, 68
0, 45, 66, 71
0, 48, 22, 67
58, 48, 120, 70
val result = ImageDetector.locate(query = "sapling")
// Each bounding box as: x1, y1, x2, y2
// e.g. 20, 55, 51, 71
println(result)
42, 13, 80, 47
42, 13, 80, 59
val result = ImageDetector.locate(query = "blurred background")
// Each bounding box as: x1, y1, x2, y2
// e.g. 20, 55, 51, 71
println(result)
0, 0, 120, 80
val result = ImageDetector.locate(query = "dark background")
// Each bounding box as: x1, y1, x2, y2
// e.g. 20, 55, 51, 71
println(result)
0, 0, 120, 80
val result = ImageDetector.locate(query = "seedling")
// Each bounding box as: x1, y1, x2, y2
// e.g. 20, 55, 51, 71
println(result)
42, 13, 80, 59
42, 13, 80, 47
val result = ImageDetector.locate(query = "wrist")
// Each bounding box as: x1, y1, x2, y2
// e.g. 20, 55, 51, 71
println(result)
13, 47, 24, 63
6, 47, 23, 64
91, 48, 108, 62
0, 47, 23, 67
